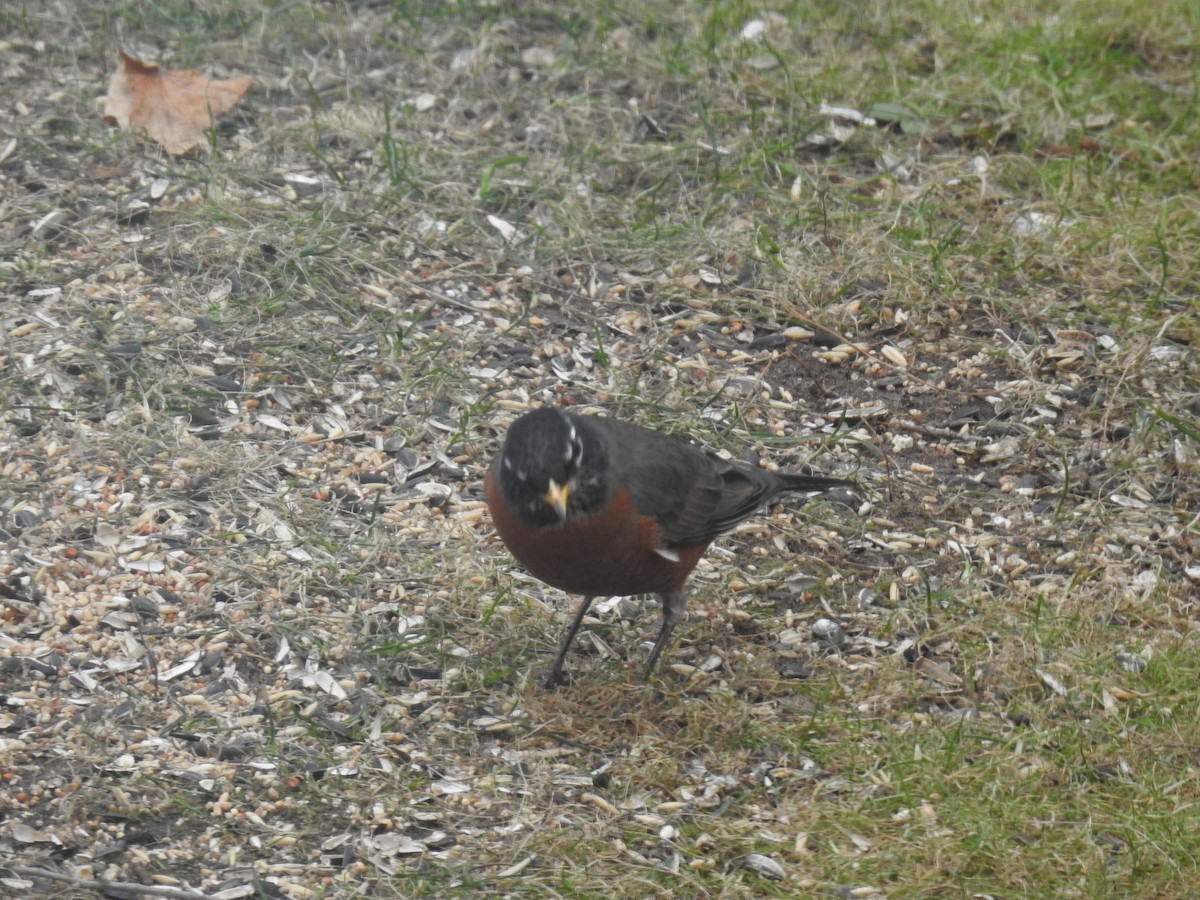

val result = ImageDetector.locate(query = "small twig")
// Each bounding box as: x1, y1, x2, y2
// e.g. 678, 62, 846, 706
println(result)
7, 866, 214, 900
894, 418, 994, 443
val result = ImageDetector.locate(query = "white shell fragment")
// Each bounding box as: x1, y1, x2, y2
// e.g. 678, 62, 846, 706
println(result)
1035, 668, 1069, 697
733, 853, 787, 880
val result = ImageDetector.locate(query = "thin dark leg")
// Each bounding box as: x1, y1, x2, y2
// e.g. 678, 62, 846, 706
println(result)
642, 591, 686, 681
542, 595, 595, 687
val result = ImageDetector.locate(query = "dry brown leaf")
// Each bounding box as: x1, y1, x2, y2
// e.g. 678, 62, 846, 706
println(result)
103, 52, 251, 155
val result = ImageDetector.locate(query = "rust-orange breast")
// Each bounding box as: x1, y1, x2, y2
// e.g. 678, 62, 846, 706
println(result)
486, 470, 707, 597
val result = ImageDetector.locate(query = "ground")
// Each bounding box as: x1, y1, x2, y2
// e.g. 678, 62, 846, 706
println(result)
1, 1, 1198, 897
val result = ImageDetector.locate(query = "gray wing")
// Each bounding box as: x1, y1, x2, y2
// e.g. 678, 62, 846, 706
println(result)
591, 418, 797, 547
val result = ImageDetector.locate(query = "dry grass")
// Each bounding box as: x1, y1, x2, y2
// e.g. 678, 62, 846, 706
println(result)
2, 0, 1198, 897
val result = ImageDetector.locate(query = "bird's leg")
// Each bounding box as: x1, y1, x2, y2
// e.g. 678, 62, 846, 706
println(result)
642, 591, 686, 681
542, 595, 595, 687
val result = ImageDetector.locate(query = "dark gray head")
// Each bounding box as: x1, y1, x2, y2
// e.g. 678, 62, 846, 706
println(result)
496, 407, 610, 527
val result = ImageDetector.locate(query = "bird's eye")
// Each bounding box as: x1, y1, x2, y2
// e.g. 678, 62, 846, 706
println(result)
565, 434, 583, 471
562, 422, 578, 463
503, 455, 529, 482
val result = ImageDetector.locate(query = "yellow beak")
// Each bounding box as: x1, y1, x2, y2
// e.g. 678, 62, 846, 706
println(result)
545, 479, 571, 520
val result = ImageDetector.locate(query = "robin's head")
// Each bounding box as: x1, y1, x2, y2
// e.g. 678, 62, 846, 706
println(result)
496, 407, 609, 526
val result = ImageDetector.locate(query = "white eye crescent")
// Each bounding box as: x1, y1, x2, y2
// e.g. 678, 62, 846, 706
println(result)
563, 422, 577, 463
563, 420, 584, 468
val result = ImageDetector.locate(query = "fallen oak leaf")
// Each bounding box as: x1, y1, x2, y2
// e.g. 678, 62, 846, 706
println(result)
103, 51, 251, 155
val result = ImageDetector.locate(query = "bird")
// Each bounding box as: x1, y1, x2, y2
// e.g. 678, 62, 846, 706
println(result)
485, 406, 854, 685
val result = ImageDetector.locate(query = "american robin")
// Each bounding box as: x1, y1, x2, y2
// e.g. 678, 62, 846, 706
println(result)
485, 407, 854, 685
